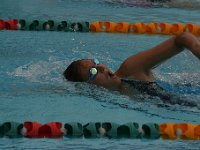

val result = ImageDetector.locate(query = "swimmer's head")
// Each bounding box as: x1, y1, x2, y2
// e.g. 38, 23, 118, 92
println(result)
63, 59, 121, 90
63, 59, 86, 82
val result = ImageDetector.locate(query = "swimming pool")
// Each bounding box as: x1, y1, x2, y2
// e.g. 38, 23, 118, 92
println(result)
0, 0, 200, 149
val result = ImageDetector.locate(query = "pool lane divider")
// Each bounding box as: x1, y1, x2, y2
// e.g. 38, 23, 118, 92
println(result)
90, 21, 200, 35
1, 19, 200, 36
0, 121, 200, 140
0, 19, 89, 32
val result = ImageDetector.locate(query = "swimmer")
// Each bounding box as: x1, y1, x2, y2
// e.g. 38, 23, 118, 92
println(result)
63, 32, 200, 106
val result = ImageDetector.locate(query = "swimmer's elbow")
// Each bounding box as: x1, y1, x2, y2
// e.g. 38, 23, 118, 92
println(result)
175, 33, 188, 49
175, 32, 197, 50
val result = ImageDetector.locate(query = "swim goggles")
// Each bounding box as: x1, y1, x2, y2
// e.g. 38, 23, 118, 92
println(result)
88, 59, 100, 81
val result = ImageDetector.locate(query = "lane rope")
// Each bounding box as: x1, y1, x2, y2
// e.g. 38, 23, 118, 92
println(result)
0, 121, 199, 139
1, 19, 200, 36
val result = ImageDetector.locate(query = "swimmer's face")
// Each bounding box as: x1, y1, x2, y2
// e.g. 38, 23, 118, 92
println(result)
79, 59, 121, 90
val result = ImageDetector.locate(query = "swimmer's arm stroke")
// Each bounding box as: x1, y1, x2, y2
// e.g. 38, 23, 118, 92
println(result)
115, 32, 200, 81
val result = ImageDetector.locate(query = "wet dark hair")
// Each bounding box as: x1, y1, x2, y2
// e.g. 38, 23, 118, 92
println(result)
63, 59, 87, 82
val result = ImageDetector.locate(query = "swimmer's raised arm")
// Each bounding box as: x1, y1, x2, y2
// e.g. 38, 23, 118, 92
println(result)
175, 32, 200, 59
115, 32, 200, 81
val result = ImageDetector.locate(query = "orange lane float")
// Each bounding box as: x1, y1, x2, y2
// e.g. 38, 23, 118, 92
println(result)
159, 23, 172, 35
89, 21, 104, 32
159, 123, 200, 140
171, 23, 186, 35
145, 22, 159, 34
115, 22, 131, 33
90, 21, 131, 33
103, 21, 117, 32
185, 23, 200, 35
90, 21, 200, 36
132, 22, 146, 33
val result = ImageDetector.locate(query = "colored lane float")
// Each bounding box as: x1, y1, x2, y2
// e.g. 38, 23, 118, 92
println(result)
0, 121, 200, 140
1, 19, 200, 36
89, 21, 200, 35
0, 19, 89, 32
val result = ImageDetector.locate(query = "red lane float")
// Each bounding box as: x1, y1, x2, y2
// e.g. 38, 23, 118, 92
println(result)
4, 19, 18, 30
0, 19, 5, 29
23, 122, 63, 138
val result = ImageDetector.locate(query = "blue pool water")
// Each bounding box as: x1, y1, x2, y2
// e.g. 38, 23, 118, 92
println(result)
0, 0, 200, 149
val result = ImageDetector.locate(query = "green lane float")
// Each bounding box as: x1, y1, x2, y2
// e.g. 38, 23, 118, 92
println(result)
1, 19, 200, 35
142, 123, 160, 139
118, 122, 140, 138
0, 19, 89, 32
83, 122, 101, 138
0, 121, 199, 140
101, 122, 120, 138
29, 20, 47, 31
64, 122, 83, 138
0, 122, 23, 138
